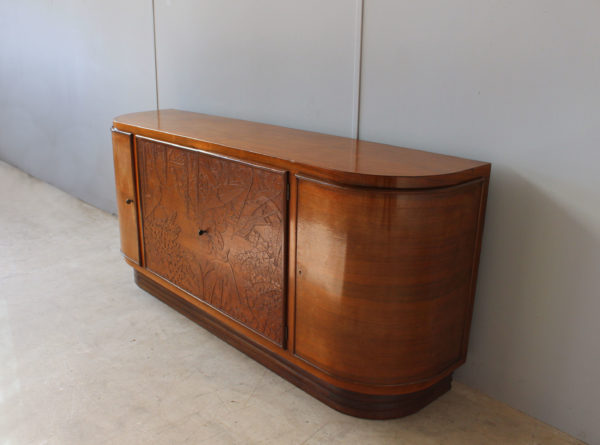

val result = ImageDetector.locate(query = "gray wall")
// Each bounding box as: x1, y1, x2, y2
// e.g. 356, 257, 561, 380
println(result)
359, 2, 600, 444
1, 1, 598, 443
154, 0, 360, 137
0, 0, 156, 213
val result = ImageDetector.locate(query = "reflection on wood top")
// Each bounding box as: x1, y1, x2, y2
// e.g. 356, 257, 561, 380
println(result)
114, 109, 490, 188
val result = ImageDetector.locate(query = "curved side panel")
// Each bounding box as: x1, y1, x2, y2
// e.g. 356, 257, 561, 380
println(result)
294, 176, 484, 386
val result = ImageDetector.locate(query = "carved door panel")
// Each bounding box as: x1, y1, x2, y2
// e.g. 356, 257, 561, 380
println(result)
137, 138, 287, 346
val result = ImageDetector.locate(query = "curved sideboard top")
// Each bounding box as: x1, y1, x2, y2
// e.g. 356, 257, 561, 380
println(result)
113, 109, 490, 189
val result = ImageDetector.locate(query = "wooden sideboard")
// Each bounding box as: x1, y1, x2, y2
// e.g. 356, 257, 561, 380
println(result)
112, 109, 490, 419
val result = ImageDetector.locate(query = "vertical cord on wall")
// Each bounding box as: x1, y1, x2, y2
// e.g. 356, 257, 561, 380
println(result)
152, 0, 160, 110
351, 0, 365, 140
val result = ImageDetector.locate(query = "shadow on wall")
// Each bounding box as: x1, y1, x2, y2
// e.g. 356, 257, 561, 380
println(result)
455, 165, 600, 441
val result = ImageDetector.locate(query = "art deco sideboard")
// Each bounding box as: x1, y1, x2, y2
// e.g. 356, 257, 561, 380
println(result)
111, 109, 490, 419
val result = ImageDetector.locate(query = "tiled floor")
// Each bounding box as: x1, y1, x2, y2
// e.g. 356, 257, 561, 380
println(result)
0, 160, 585, 445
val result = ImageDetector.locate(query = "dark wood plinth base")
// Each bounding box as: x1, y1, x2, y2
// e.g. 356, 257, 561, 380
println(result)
134, 270, 452, 419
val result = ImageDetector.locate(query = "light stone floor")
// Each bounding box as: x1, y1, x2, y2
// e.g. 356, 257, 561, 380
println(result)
0, 160, 585, 445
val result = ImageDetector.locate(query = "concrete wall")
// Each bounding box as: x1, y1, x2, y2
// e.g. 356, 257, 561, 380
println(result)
0, 0, 156, 213
1, 1, 598, 442
359, 2, 600, 443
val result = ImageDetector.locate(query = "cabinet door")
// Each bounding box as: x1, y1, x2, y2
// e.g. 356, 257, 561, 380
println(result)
137, 138, 287, 346
112, 129, 140, 264
295, 176, 484, 385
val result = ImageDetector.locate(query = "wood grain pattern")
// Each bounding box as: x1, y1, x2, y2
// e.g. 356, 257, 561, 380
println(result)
111, 110, 491, 418
137, 137, 287, 345
294, 176, 484, 385
134, 269, 453, 419
111, 129, 140, 264
114, 109, 491, 189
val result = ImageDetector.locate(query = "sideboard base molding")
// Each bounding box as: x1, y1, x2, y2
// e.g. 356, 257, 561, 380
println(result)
134, 270, 453, 419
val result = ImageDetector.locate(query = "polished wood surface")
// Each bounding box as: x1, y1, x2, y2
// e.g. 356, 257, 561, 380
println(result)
114, 109, 490, 189
137, 137, 287, 345
294, 176, 484, 385
111, 129, 140, 264
135, 270, 453, 419
112, 109, 491, 418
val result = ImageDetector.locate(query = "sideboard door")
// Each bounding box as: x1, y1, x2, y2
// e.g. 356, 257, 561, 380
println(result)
137, 138, 287, 346
112, 129, 140, 264
294, 176, 485, 386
